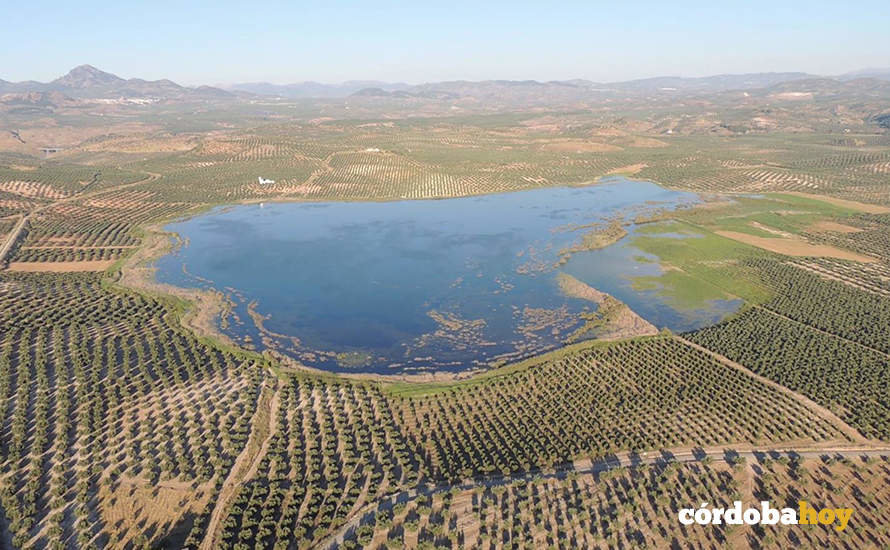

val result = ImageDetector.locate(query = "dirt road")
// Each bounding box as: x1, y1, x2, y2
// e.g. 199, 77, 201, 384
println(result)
0, 215, 28, 265
674, 335, 868, 443
200, 380, 279, 550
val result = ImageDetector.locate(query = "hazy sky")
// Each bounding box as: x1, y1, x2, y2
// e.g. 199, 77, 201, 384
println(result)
3, 1, 888, 85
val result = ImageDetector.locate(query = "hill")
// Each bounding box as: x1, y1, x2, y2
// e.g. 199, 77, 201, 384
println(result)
0, 64, 234, 100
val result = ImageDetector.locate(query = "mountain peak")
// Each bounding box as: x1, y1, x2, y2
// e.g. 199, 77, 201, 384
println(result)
52, 65, 125, 88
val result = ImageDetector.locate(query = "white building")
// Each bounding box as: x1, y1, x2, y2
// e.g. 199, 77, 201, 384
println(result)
258, 177, 275, 185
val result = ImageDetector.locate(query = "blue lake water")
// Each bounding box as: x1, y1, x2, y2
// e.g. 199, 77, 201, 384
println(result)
156, 177, 741, 374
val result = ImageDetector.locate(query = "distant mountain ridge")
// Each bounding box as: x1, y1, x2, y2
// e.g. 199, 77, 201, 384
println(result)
4, 65, 890, 103
226, 80, 411, 98
231, 72, 826, 99
344, 72, 890, 105
340, 74, 824, 104
0, 64, 234, 100
837, 68, 890, 82
227, 73, 826, 99
603, 72, 816, 92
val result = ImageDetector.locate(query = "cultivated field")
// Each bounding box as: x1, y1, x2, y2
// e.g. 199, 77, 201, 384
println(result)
336, 453, 890, 549
1, 85, 890, 549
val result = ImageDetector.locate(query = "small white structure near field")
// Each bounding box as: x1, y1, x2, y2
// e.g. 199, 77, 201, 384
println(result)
258, 177, 275, 185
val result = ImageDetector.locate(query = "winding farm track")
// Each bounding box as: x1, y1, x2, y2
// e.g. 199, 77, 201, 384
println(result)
316, 443, 890, 549
200, 380, 280, 550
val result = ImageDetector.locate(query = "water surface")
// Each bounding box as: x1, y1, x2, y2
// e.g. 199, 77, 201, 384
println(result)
157, 177, 739, 373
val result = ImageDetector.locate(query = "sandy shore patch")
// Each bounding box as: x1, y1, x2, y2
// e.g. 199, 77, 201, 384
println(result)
714, 231, 876, 262
749, 221, 794, 238
807, 220, 864, 234
116, 224, 242, 349
557, 272, 658, 340
607, 163, 648, 175
7, 260, 116, 272
785, 192, 890, 214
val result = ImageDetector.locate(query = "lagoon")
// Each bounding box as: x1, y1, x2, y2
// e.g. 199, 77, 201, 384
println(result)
156, 177, 740, 374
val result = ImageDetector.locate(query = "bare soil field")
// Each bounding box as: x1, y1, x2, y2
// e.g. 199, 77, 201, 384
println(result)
99, 478, 211, 549
786, 191, 890, 214
7, 259, 116, 271
606, 163, 648, 175
714, 230, 877, 262
807, 220, 865, 233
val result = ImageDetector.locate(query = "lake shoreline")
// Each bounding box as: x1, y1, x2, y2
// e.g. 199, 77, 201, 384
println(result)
130, 178, 734, 379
